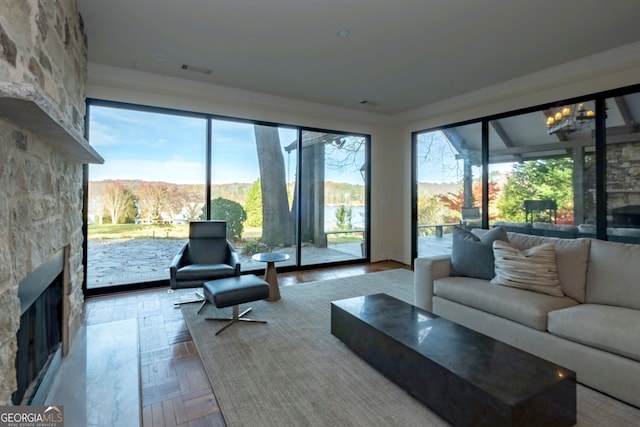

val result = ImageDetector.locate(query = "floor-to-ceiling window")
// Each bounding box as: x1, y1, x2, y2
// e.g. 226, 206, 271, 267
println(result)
487, 101, 596, 239
605, 91, 640, 243
85, 101, 370, 292
86, 104, 207, 289
413, 83, 640, 259
299, 131, 368, 265
209, 120, 298, 271
414, 123, 482, 257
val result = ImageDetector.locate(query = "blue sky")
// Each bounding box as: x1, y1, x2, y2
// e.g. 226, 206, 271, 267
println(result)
88, 106, 365, 185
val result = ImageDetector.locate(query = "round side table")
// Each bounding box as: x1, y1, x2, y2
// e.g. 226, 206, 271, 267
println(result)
251, 252, 290, 301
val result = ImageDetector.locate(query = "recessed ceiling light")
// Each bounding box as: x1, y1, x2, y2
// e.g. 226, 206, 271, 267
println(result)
337, 29, 350, 38
152, 53, 168, 62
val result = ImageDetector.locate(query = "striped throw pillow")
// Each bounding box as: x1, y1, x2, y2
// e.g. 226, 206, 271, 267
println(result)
491, 240, 564, 297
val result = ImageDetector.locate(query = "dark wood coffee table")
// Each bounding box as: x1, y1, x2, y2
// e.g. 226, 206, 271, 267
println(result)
331, 293, 576, 427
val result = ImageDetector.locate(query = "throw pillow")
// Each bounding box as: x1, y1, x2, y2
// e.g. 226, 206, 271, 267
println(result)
491, 240, 564, 297
450, 226, 509, 280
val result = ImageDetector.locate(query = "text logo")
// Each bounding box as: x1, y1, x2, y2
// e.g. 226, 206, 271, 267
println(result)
0, 405, 64, 427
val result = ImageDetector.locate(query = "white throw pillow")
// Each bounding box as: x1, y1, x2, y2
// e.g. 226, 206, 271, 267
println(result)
491, 240, 564, 297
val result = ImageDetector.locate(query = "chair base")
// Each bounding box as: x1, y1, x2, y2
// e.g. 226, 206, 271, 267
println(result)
173, 290, 205, 308
206, 306, 267, 335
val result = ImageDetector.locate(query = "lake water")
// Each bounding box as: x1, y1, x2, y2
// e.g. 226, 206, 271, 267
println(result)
324, 205, 365, 230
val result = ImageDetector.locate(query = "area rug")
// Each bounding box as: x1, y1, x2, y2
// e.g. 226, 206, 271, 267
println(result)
182, 269, 640, 426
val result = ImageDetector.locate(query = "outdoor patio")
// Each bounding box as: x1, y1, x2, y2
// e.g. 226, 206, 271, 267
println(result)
86, 239, 365, 289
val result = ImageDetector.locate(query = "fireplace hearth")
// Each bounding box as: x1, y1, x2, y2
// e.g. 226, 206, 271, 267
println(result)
13, 250, 65, 406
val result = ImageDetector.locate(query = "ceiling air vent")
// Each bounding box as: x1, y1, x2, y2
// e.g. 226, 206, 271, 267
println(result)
359, 100, 379, 107
180, 64, 212, 75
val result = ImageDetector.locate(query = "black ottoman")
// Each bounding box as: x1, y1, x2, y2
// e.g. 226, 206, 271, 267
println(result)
202, 275, 270, 335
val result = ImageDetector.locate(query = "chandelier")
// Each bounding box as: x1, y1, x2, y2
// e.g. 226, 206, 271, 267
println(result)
546, 103, 595, 135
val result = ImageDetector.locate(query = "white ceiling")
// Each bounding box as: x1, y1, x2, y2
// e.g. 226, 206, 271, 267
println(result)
78, 0, 640, 115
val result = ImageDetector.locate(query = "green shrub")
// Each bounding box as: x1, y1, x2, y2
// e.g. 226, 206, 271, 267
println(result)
210, 198, 247, 240
241, 239, 268, 257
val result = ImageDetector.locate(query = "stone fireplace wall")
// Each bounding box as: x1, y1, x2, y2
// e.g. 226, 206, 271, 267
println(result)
606, 141, 640, 210
0, 0, 88, 405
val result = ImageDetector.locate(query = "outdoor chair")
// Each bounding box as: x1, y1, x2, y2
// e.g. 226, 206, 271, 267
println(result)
169, 221, 240, 292
461, 207, 481, 229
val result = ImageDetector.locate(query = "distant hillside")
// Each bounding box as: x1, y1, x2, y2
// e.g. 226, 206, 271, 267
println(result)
88, 180, 365, 206
417, 182, 459, 196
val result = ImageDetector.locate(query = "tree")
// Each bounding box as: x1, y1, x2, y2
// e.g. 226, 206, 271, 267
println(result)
182, 202, 204, 221
137, 182, 182, 222
244, 179, 263, 227
437, 181, 501, 221
497, 158, 574, 223
210, 197, 247, 240
417, 194, 452, 235
324, 136, 366, 179
334, 205, 353, 231
254, 125, 293, 246
102, 181, 136, 224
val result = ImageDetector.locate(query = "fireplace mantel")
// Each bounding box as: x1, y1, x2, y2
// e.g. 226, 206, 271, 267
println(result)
0, 82, 103, 164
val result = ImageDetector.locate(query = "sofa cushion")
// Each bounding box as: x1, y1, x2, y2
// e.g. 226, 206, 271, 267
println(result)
433, 276, 578, 331
506, 233, 590, 303
586, 239, 640, 310
548, 304, 640, 362
491, 241, 563, 297
450, 226, 508, 280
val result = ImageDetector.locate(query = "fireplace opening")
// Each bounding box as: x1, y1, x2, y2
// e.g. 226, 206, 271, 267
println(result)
612, 205, 640, 227
12, 250, 65, 406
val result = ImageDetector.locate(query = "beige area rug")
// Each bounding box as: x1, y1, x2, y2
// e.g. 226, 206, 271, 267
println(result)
182, 269, 640, 427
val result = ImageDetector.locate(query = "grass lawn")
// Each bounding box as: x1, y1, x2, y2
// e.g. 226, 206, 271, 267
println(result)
88, 223, 189, 239
87, 224, 362, 244
88, 223, 264, 240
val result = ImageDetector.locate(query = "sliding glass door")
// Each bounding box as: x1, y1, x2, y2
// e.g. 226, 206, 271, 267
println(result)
209, 124, 368, 269
414, 124, 482, 257
299, 131, 367, 265
413, 83, 640, 258
210, 120, 298, 271
86, 101, 370, 291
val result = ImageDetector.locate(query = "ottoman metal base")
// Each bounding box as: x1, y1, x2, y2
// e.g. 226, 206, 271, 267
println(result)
206, 306, 267, 335
202, 275, 270, 335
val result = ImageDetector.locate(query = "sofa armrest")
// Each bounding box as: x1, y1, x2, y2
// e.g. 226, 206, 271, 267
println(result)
414, 255, 451, 312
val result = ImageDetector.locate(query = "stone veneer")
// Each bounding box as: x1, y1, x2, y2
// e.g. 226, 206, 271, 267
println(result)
607, 141, 640, 209
0, 0, 88, 405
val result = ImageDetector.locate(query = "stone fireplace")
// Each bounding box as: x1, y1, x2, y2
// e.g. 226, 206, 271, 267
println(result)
0, 1, 102, 405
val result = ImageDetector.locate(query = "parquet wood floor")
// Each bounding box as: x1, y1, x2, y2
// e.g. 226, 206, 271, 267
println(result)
83, 261, 409, 427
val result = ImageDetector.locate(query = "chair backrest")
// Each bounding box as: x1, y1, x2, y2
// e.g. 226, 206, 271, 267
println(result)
461, 207, 480, 219
187, 221, 229, 264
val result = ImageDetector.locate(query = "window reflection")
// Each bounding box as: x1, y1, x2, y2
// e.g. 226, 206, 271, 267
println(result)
415, 124, 482, 257
487, 105, 595, 239
606, 92, 640, 243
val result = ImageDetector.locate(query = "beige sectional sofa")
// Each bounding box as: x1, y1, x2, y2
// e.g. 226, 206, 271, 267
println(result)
414, 230, 640, 408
